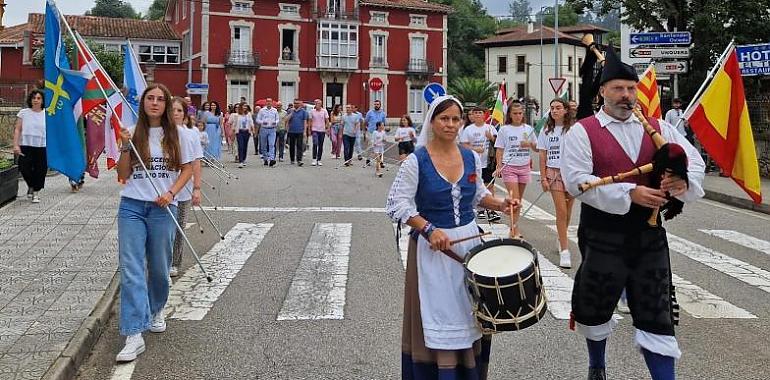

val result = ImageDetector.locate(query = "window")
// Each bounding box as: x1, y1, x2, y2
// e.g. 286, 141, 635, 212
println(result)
371, 88, 384, 104
318, 22, 359, 69
497, 56, 507, 74
516, 55, 526, 73
231, 1, 253, 14
280, 82, 296, 106
568, 56, 573, 72
229, 80, 251, 105
182, 31, 191, 60
103, 44, 121, 53
232, 25, 251, 52
410, 15, 427, 27
516, 83, 526, 98
410, 36, 426, 60
372, 34, 386, 67
279, 3, 300, 18
370, 11, 388, 24
409, 86, 423, 116
281, 29, 297, 61
137, 44, 180, 64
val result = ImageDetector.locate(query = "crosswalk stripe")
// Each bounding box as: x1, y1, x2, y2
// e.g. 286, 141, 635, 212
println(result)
668, 233, 770, 294
555, 226, 755, 319
109, 362, 136, 380
277, 223, 352, 321
165, 223, 273, 320
700, 230, 770, 255
201, 206, 386, 213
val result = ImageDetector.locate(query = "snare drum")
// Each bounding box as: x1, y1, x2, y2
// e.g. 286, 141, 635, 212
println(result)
464, 238, 547, 334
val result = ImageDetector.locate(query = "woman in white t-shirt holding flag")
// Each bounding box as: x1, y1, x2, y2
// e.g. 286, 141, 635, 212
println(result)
114, 84, 194, 363
537, 98, 575, 268
494, 101, 537, 238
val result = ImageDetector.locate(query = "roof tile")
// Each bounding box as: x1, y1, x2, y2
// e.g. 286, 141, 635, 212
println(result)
360, 0, 453, 13
26, 13, 181, 41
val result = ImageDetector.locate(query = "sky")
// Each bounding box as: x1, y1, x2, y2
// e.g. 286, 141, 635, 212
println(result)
3, 0, 552, 26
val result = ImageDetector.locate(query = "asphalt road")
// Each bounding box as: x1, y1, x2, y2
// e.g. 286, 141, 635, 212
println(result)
77, 143, 770, 380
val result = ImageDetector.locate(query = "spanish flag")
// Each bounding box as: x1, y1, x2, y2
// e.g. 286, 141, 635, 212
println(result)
637, 64, 662, 119
686, 47, 762, 203
490, 80, 507, 125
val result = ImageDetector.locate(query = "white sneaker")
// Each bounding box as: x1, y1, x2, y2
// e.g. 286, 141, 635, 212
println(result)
26, 188, 34, 199
317, 161, 323, 166
169, 266, 178, 277
116, 334, 145, 362
238, 163, 244, 168
617, 298, 630, 314
31, 193, 40, 203
149, 312, 166, 333
311, 160, 317, 166
559, 250, 572, 268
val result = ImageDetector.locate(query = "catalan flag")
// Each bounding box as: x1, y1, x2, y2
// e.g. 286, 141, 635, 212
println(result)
637, 64, 662, 119
685, 46, 762, 203
490, 80, 507, 125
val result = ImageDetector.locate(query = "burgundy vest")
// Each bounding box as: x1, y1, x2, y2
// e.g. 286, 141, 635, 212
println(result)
578, 115, 662, 231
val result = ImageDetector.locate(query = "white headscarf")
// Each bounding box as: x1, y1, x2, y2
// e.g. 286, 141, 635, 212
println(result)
416, 95, 464, 147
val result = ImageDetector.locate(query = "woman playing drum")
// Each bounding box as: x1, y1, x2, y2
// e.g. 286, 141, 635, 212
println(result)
386, 96, 519, 379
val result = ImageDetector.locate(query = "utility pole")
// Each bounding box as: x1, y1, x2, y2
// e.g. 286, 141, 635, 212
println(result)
187, 0, 194, 86
554, 0, 559, 79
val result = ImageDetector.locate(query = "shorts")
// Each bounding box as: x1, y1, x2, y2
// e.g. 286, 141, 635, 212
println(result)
373, 146, 384, 154
481, 166, 494, 184
398, 141, 415, 155
501, 164, 531, 184
545, 167, 566, 192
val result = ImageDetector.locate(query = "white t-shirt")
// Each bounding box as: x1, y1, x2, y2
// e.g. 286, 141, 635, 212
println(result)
395, 127, 416, 142
494, 124, 536, 167
177, 127, 204, 202
372, 130, 387, 153
120, 126, 196, 205
537, 125, 565, 169
459, 123, 497, 168
17, 108, 46, 147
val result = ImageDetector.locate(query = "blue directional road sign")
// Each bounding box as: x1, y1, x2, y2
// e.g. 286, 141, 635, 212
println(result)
423, 82, 446, 104
185, 83, 209, 89
629, 32, 691, 45
185, 82, 209, 95
736, 43, 770, 76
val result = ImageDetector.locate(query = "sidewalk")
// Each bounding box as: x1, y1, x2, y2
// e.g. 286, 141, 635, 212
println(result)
701, 173, 770, 214
0, 169, 121, 380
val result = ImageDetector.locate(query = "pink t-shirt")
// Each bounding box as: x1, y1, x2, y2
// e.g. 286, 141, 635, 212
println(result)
310, 108, 329, 132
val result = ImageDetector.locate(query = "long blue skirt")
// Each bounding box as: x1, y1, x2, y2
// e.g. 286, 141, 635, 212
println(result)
205, 123, 221, 159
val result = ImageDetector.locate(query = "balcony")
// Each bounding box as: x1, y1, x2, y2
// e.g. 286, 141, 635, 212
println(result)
224, 50, 260, 70
371, 56, 387, 68
314, 7, 359, 21
317, 56, 357, 72
406, 59, 435, 77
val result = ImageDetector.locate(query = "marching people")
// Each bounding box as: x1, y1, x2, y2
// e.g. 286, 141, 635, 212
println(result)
276, 101, 288, 162
460, 105, 500, 222
341, 104, 361, 166
115, 84, 195, 362
364, 99, 387, 165
329, 104, 344, 159
394, 114, 417, 161
231, 103, 254, 168
12, 89, 47, 204
286, 99, 310, 166
197, 120, 209, 151
251, 104, 261, 156
561, 48, 705, 380
371, 121, 387, 177
353, 104, 365, 161
257, 98, 279, 167
537, 98, 575, 268
494, 101, 538, 237
665, 98, 686, 138
202, 101, 223, 159
170, 97, 203, 277
309, 99, 330, 166
386, 95, 519, 379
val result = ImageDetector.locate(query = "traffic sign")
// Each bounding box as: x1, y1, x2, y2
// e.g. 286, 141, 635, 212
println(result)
629, 47, 690, 59
655, 61, 688, 74
423, 82, 446, 104
369, 77, 383, 92
736, 43, 770, 76
185, 82, 209, 90
186, 88, 208, 95
548, 77, 566, 95
629, 32, 691, 45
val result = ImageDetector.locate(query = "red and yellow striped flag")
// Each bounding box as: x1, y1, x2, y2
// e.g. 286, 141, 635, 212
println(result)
490, 80, 507, 125
637, 64, 662, 119
686, 47, 762, 203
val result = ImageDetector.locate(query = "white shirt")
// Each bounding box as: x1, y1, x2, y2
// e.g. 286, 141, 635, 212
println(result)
395, 127, 416, 142
120, 126, 196, 205
536, 125, 565, 169
494, 124, 536, 167
459, 123, 497, 169
256, 107, 279, 128
177, 127, 204, 202
17, 108, 46, 147
561, 108, 705, 215
664, 108, 686, 137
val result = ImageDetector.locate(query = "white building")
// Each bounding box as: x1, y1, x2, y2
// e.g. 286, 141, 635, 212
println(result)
477, 24, 608, 109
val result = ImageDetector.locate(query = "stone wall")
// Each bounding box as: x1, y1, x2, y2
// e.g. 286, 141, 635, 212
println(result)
0, 108, 20, 149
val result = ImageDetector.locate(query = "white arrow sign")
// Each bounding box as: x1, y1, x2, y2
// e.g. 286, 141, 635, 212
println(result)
629, 48, 690, 59
655, 61, 689, 74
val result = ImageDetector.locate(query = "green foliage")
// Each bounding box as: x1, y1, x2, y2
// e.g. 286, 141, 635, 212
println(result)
147, 0, 169, 21
431, 0, 497, 79
86, 0, 140, 19
508, 0, 532, 23
32, 38, 124, 85
0, 158, 14, 171
540, 4, 579, 27
449, 77, 497, 108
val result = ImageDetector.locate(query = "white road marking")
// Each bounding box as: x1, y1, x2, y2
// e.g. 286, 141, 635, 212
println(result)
109, 362, 136, 380
698, 199, 770, 221
700, 230, 770, 255
392, 223, 409, 270
494, 184, 555, 221
277, 223, 352, 320
668, 233, 770, 294
200, 206, 386, 213
185, 222, 196, 230
165, 223, 273, 320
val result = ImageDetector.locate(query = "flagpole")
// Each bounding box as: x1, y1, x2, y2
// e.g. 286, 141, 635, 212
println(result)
675, 39, 735, 130
57, 7, 214, 282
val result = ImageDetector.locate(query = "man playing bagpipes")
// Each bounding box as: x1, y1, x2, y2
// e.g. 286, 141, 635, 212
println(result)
560, 45, 706, 380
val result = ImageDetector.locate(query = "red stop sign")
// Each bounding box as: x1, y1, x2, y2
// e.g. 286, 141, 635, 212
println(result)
369, 77, 383, 91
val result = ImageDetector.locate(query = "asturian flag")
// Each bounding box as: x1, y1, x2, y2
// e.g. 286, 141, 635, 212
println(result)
44, 0, 91, 182
123, 40, 147, 126
637, 63, 663, 119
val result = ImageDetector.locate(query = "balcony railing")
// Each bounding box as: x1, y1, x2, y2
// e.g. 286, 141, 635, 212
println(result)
224, 50, 260, 69
317, 55, 358, 72
314, 6, 359, 21
406, 59, 435, 76
371, 56, 387, 68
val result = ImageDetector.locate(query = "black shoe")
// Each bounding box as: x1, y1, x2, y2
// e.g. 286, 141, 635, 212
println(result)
587, 367, 606, 380
264, 160, 268, 166
487, 211, 501, 222
476, 210, 487, 219
380, 162, 385, 169
297, 161, 304, 167
269, 160, 276, 167
357, 155, 362, 161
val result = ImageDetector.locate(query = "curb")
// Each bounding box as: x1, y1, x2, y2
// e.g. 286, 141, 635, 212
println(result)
42, 272, 120, 380
704, 189, 770, 215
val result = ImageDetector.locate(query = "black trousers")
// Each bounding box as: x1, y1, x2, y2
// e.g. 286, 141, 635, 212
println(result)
19, 146, 47, 192
276, 130, 286, 159
253, 131, 260, 155
287, 132, 304, 163
342, 135, 356, 162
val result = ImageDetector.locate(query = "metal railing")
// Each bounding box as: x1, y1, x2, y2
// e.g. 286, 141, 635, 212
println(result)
224, 50, 261, 68
406, 59, 435, 75
314, 6, 359, 20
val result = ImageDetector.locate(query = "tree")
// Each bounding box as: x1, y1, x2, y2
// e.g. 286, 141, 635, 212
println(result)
509, 0, 532, 24
448, 77, 497, 108
540, 4, 579, 27
86, 0, 140, 19
430, 0, 497, 79
147, 0, 169, 21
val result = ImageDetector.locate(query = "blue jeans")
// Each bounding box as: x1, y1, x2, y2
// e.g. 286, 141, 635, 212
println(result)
259, 127, 277, 161
312, 131, 325, 160
354, 134, 364, 155
117, 197, 178, 336
343, 134, 356, 162
236, 130, 250, 163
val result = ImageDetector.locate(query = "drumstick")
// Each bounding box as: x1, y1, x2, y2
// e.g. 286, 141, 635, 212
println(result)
508, 189, 516, 238
449, 231, 491, 245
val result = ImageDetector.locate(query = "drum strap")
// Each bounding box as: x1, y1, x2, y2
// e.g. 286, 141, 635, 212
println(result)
409, 229, 465, 264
